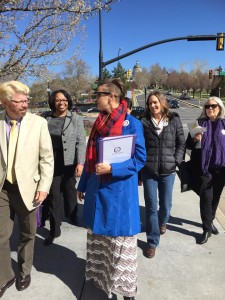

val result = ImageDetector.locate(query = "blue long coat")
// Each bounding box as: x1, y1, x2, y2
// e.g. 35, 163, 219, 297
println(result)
77, 114, 146, 237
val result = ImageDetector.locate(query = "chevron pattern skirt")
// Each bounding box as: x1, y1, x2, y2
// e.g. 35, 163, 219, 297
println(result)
85, 229, 138, 298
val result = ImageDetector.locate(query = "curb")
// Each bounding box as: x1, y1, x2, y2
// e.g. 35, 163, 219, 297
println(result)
216, 206, 225, 229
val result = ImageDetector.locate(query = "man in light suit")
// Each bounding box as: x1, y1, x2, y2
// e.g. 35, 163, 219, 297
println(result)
0, 81, 54, 298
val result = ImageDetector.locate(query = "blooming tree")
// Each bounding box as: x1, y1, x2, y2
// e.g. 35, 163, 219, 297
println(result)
0, 0, 118, 81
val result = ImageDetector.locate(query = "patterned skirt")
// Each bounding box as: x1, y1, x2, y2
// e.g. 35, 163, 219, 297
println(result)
85, 229, 138, 298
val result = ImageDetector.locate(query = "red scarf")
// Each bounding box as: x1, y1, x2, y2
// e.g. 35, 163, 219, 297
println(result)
85, 100, 127, 176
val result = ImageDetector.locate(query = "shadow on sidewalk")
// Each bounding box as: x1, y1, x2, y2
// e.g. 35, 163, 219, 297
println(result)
140, 206, 201, 230
33, 235, 86, 299
139, 206, 201, 249
80, 280, 118, 300
168, 215, 202, 228
10, 219, 86, 299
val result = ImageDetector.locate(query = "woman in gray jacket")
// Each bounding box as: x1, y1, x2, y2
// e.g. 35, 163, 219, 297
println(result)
42, 89, 86, 245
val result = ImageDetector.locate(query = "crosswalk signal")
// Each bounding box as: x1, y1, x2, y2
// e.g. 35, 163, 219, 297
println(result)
216, 33, 224, 51
209, 69, 213, 79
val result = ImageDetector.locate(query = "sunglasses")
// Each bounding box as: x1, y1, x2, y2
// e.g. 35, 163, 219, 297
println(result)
95, 91, 112, 97
205, 104, 218, 109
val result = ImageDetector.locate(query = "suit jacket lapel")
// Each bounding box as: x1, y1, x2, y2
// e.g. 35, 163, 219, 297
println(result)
0, 111, 7, 164
62, 110, 72, 134
16, 113, 31, 157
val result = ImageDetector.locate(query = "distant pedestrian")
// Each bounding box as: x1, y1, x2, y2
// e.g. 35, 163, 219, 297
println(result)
186, 96, 225, 244
0, 81, 54, 298
41, 89, 86, 246
77, 78, 146, 300
140, 91, 185, 258
124, 96, 133, 114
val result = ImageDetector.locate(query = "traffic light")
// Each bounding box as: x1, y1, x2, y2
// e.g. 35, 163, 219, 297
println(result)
209, 69, 213, 79
216, 32, 224, 51
126, 69, 132, 79
128, 69, 132, 78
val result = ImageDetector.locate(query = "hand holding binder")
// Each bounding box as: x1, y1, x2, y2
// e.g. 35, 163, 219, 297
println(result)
98, 134, 136, 164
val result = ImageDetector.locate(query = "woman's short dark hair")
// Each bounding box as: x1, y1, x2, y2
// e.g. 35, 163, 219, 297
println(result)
99, 78, 126, 101
48, 89, 73, 111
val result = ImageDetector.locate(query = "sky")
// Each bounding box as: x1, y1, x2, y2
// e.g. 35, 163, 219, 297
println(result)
72, 0, 225, 77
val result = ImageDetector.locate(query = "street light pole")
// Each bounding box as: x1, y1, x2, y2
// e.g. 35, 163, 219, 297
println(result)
219, 87, 221, 98
99, 34, 222, 80
99, 9, 103, 81
97, 10, 224, 81
47, 80, 51, 101
117, 47, 122, 61
144, 87, 147, 107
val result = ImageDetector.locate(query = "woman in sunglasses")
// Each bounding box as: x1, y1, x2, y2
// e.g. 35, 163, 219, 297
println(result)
186, 96, 225, 244
77, 78, 146, 300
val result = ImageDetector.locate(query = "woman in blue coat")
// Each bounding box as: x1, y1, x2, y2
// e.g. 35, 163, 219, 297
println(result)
77, 78, 146, 300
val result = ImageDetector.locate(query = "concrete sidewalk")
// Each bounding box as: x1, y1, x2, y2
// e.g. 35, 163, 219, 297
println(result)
4, 175, 225, 300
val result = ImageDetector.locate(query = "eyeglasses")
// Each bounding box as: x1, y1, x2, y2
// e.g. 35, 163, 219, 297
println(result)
11, 100, 30, 105
205, 104, 218, 109
55, 99, 68, 103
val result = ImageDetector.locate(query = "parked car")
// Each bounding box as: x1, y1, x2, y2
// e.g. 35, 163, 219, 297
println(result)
87, 107, 100, 113
169, 99, 180, 108
72, 106, 81, 113
40, 110, 51, 117
131, 106, 145, 119
180, 94, 191, 100
166, 98, 172, 105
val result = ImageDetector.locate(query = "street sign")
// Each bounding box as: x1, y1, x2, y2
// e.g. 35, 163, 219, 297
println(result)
219, 71, 225, 75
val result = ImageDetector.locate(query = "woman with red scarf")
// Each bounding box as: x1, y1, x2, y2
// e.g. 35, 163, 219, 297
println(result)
77, 78, 146, 300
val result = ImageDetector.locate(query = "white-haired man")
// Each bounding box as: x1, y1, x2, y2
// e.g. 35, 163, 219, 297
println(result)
0, 81, 54, 298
